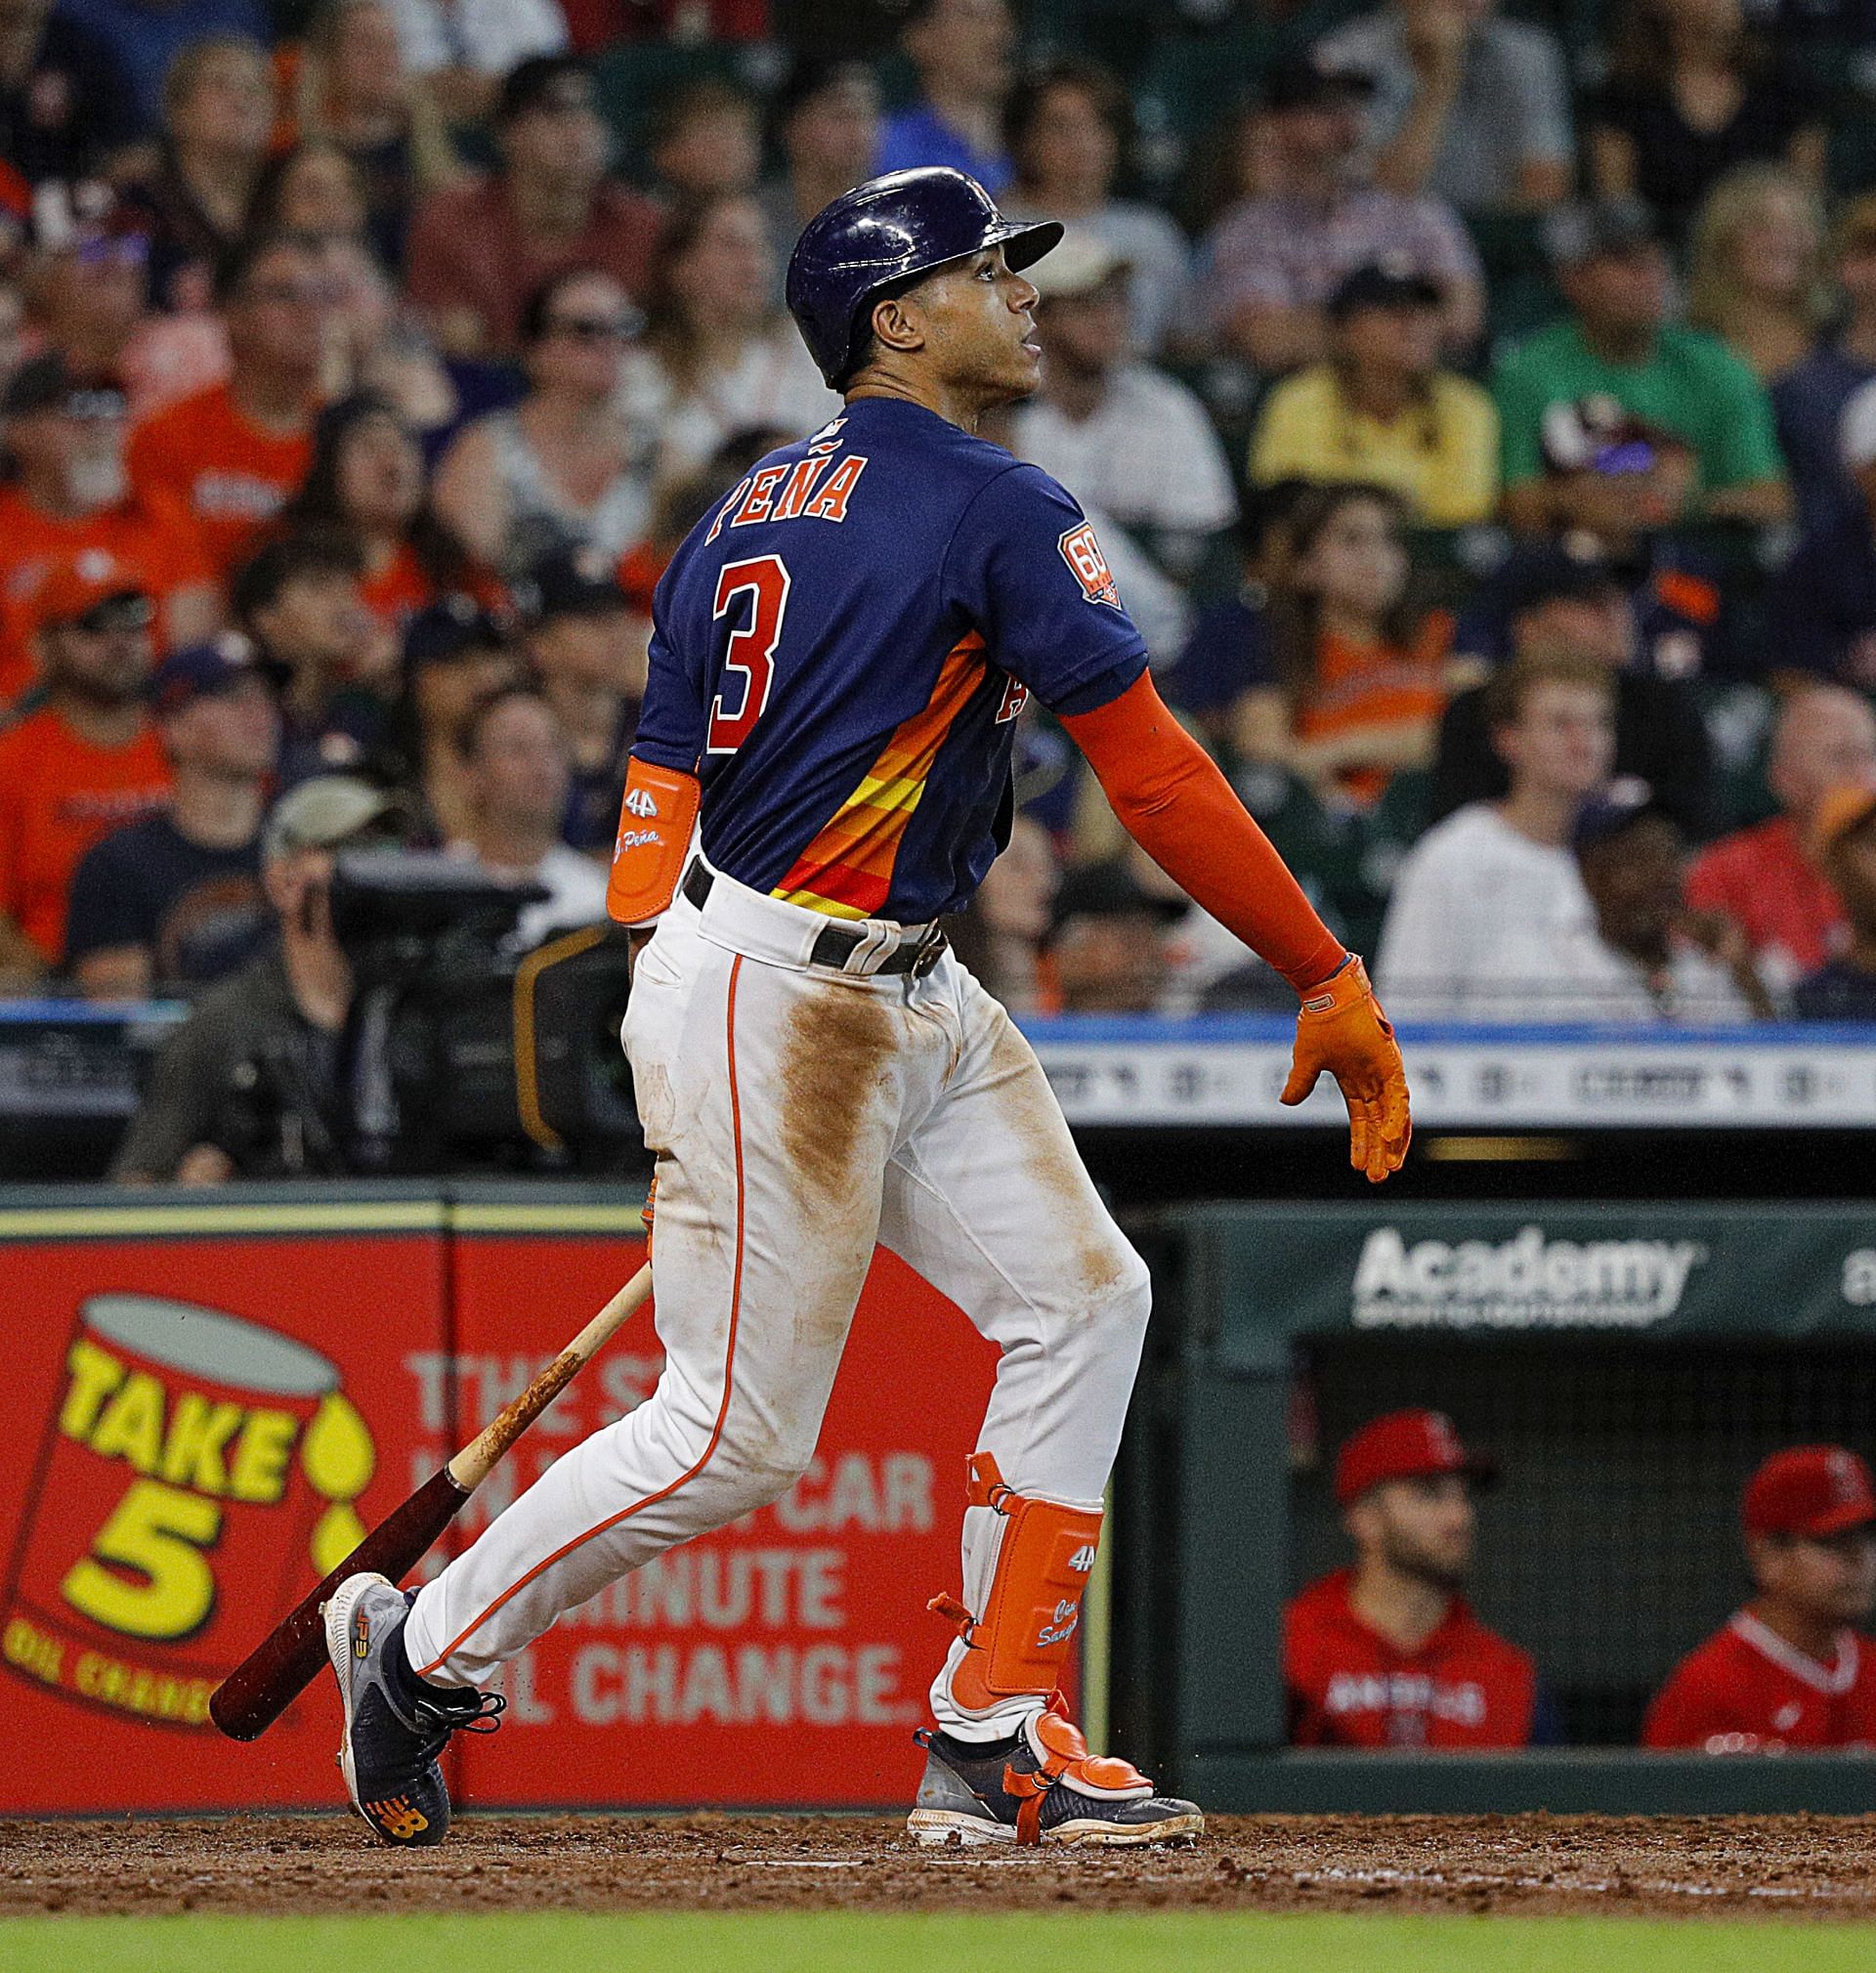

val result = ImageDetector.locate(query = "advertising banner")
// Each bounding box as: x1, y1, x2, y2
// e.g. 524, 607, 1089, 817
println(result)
0, 1188, 1002, 1812
1185, 1204, 1876, 1369
0, 1195, 448, 1812
448, 1202, 1000, 1808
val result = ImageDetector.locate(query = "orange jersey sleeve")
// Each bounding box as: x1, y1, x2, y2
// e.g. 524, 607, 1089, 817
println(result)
1059, 671, 1347, 993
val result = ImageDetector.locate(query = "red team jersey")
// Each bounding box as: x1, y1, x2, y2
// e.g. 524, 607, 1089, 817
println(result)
1284, 1568, 1539, 1747
1642, 1610, 1876, 1752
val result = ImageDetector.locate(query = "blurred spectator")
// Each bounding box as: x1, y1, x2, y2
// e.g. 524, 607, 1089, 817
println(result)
1792, 786, 1876, 1019
1200, 56, 1483, 374
1776, 196, 1876, 541
405, 54, 658, 359
283, 391, 490, 654
1044, 858, 1173, 1014
120, 35, 275, 312
65, 639, 275, 998
1588, 0, 1824, 244
1286, 1410, 1550, 1748
0, 354, 219, 701
1686, 164, 1826, 384
109, 774, 401, 1184
1316, 0, 1573, 214
434, 266, 648, 579
1643, 1446, 1876, 1751
59, 0, 268, 134
1377, 650, 1613, 1016
1479, 788, 1767, 1021
447, 682, 606, 946
1159, 485, 1306, 751
232, 527, 383, 782
0, 563, 168, 983
379, 0, 569, 128
1687, 684, 1876, 996
292, 0, 462, 274
760, 59, 881, 267
126, 232, 327, 578
314, 234, 457, 437
1431, 545, 1718, 838
1249, 261, 1497, 526
616, 193, 837, 488
946, 812, 1056, 1013
1496, 199, 1789, 536
247, 138, 369, 248
1768, 379, 1876, 683
0, 0, 139, 186
519, 547, 641, 854
1000, 59, 1189, 355
875, 0, 1015, 193
373, 594, 521, 841
1234, 484, 1450, 809
26, 196, 225, 417
1009, 235, 1235, 588
649, 77, 761, 203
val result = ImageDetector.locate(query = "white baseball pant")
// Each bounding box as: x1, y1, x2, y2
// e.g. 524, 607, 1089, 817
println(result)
401, 860, 1151, 1742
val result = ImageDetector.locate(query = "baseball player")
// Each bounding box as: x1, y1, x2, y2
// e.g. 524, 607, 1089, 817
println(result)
1286, 1410, 1554, 1747
1643, 1445, 1876, 1752
321, 166, 1410, 1848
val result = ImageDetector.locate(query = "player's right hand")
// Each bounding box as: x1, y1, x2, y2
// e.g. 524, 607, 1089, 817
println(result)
1280, 956, 1412, 1183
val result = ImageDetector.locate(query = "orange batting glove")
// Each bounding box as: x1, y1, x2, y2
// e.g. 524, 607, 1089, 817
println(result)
1280, 956, 1411, 1183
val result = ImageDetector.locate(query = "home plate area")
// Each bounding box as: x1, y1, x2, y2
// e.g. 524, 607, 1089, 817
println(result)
4, 1814, 1874, 1921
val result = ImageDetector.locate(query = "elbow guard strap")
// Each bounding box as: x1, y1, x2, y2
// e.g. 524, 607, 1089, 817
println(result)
606, 758, 701, 927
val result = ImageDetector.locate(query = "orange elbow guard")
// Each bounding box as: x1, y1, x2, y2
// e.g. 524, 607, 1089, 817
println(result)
931, 1453, 1103, 1709
606, 757, 701, 926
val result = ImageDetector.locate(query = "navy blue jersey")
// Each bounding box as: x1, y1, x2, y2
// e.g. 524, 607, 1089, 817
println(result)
632, 396, 1147, 922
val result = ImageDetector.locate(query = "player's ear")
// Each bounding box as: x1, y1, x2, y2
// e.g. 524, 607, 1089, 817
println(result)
870, 289, 926, 363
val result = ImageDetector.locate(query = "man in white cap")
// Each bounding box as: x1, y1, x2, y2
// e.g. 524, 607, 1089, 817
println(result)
110, 775, 401, 1184
1009, 231, 1237, 590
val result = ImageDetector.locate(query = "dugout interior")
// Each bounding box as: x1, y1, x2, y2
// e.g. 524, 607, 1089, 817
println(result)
1116, 1202, 1876, 1813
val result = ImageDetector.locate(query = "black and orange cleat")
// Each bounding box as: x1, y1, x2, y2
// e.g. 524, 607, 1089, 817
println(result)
908, 1697, 1203, 1848
321, 1572, 503, 1848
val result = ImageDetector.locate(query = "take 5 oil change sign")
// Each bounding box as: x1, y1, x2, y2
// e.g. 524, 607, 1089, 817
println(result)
0, 1205, 445, 1811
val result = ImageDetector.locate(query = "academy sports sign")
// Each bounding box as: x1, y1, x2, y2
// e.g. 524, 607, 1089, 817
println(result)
1350, 1225, 1708, 1330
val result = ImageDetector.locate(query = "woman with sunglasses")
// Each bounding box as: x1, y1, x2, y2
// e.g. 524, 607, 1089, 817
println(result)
432, 266, 651, 579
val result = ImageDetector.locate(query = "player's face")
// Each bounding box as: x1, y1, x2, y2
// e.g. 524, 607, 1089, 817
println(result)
1755, 1527, 1876, 1626
906, 246, 1044, 404
1360, 1475, 1475, 1591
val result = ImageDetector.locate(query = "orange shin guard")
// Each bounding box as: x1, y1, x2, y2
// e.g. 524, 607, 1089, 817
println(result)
931, 1453, 1103, 1713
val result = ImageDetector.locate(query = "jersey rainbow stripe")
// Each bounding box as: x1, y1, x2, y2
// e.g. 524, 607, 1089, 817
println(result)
772, 632, 987, 920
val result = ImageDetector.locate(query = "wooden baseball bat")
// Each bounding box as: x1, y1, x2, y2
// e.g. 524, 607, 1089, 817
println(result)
208, 1262, 654, 1742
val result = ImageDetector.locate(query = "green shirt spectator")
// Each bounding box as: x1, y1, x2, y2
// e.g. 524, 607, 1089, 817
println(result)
1496, 197, 1789, 536
1497, 317, 1783, 495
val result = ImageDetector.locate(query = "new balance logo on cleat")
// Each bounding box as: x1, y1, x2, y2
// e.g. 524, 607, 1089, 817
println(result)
368, 1797, 430, 1841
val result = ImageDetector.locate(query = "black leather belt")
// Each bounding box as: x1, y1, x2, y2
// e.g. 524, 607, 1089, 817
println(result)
682, 862, 948, 976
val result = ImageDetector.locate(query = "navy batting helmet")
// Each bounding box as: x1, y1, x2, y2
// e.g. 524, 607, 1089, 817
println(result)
786, 167, 1062, 388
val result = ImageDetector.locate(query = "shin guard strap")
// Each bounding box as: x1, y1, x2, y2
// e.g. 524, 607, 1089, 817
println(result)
943, 1453, 1102, 1711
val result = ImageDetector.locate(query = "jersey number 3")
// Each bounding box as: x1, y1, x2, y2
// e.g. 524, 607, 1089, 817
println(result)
707, 554, 790, 755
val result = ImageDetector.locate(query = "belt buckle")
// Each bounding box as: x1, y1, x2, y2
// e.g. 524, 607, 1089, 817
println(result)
909, 924, 947, 977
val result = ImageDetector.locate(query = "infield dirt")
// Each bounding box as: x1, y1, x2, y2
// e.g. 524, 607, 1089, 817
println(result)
3, 1814, 1874, 1924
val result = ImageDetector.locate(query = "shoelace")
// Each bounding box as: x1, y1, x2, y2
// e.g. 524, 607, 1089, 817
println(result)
406, 1689, 506, 1761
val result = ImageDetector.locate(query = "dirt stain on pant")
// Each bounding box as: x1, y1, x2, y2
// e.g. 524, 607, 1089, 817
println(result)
987, 1012, 1131, 1302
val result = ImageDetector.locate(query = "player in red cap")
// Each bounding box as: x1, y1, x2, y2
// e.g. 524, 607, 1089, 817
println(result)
1285, 1409, 1555, 1747
1642, 1445, 1876, 1751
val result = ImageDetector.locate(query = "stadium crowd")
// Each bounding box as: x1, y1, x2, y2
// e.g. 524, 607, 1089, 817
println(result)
5, 0, 1876, 1072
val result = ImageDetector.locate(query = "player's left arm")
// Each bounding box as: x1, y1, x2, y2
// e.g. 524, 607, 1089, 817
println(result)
607, 602, 705, 939
1060, 669, 1410, 1183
